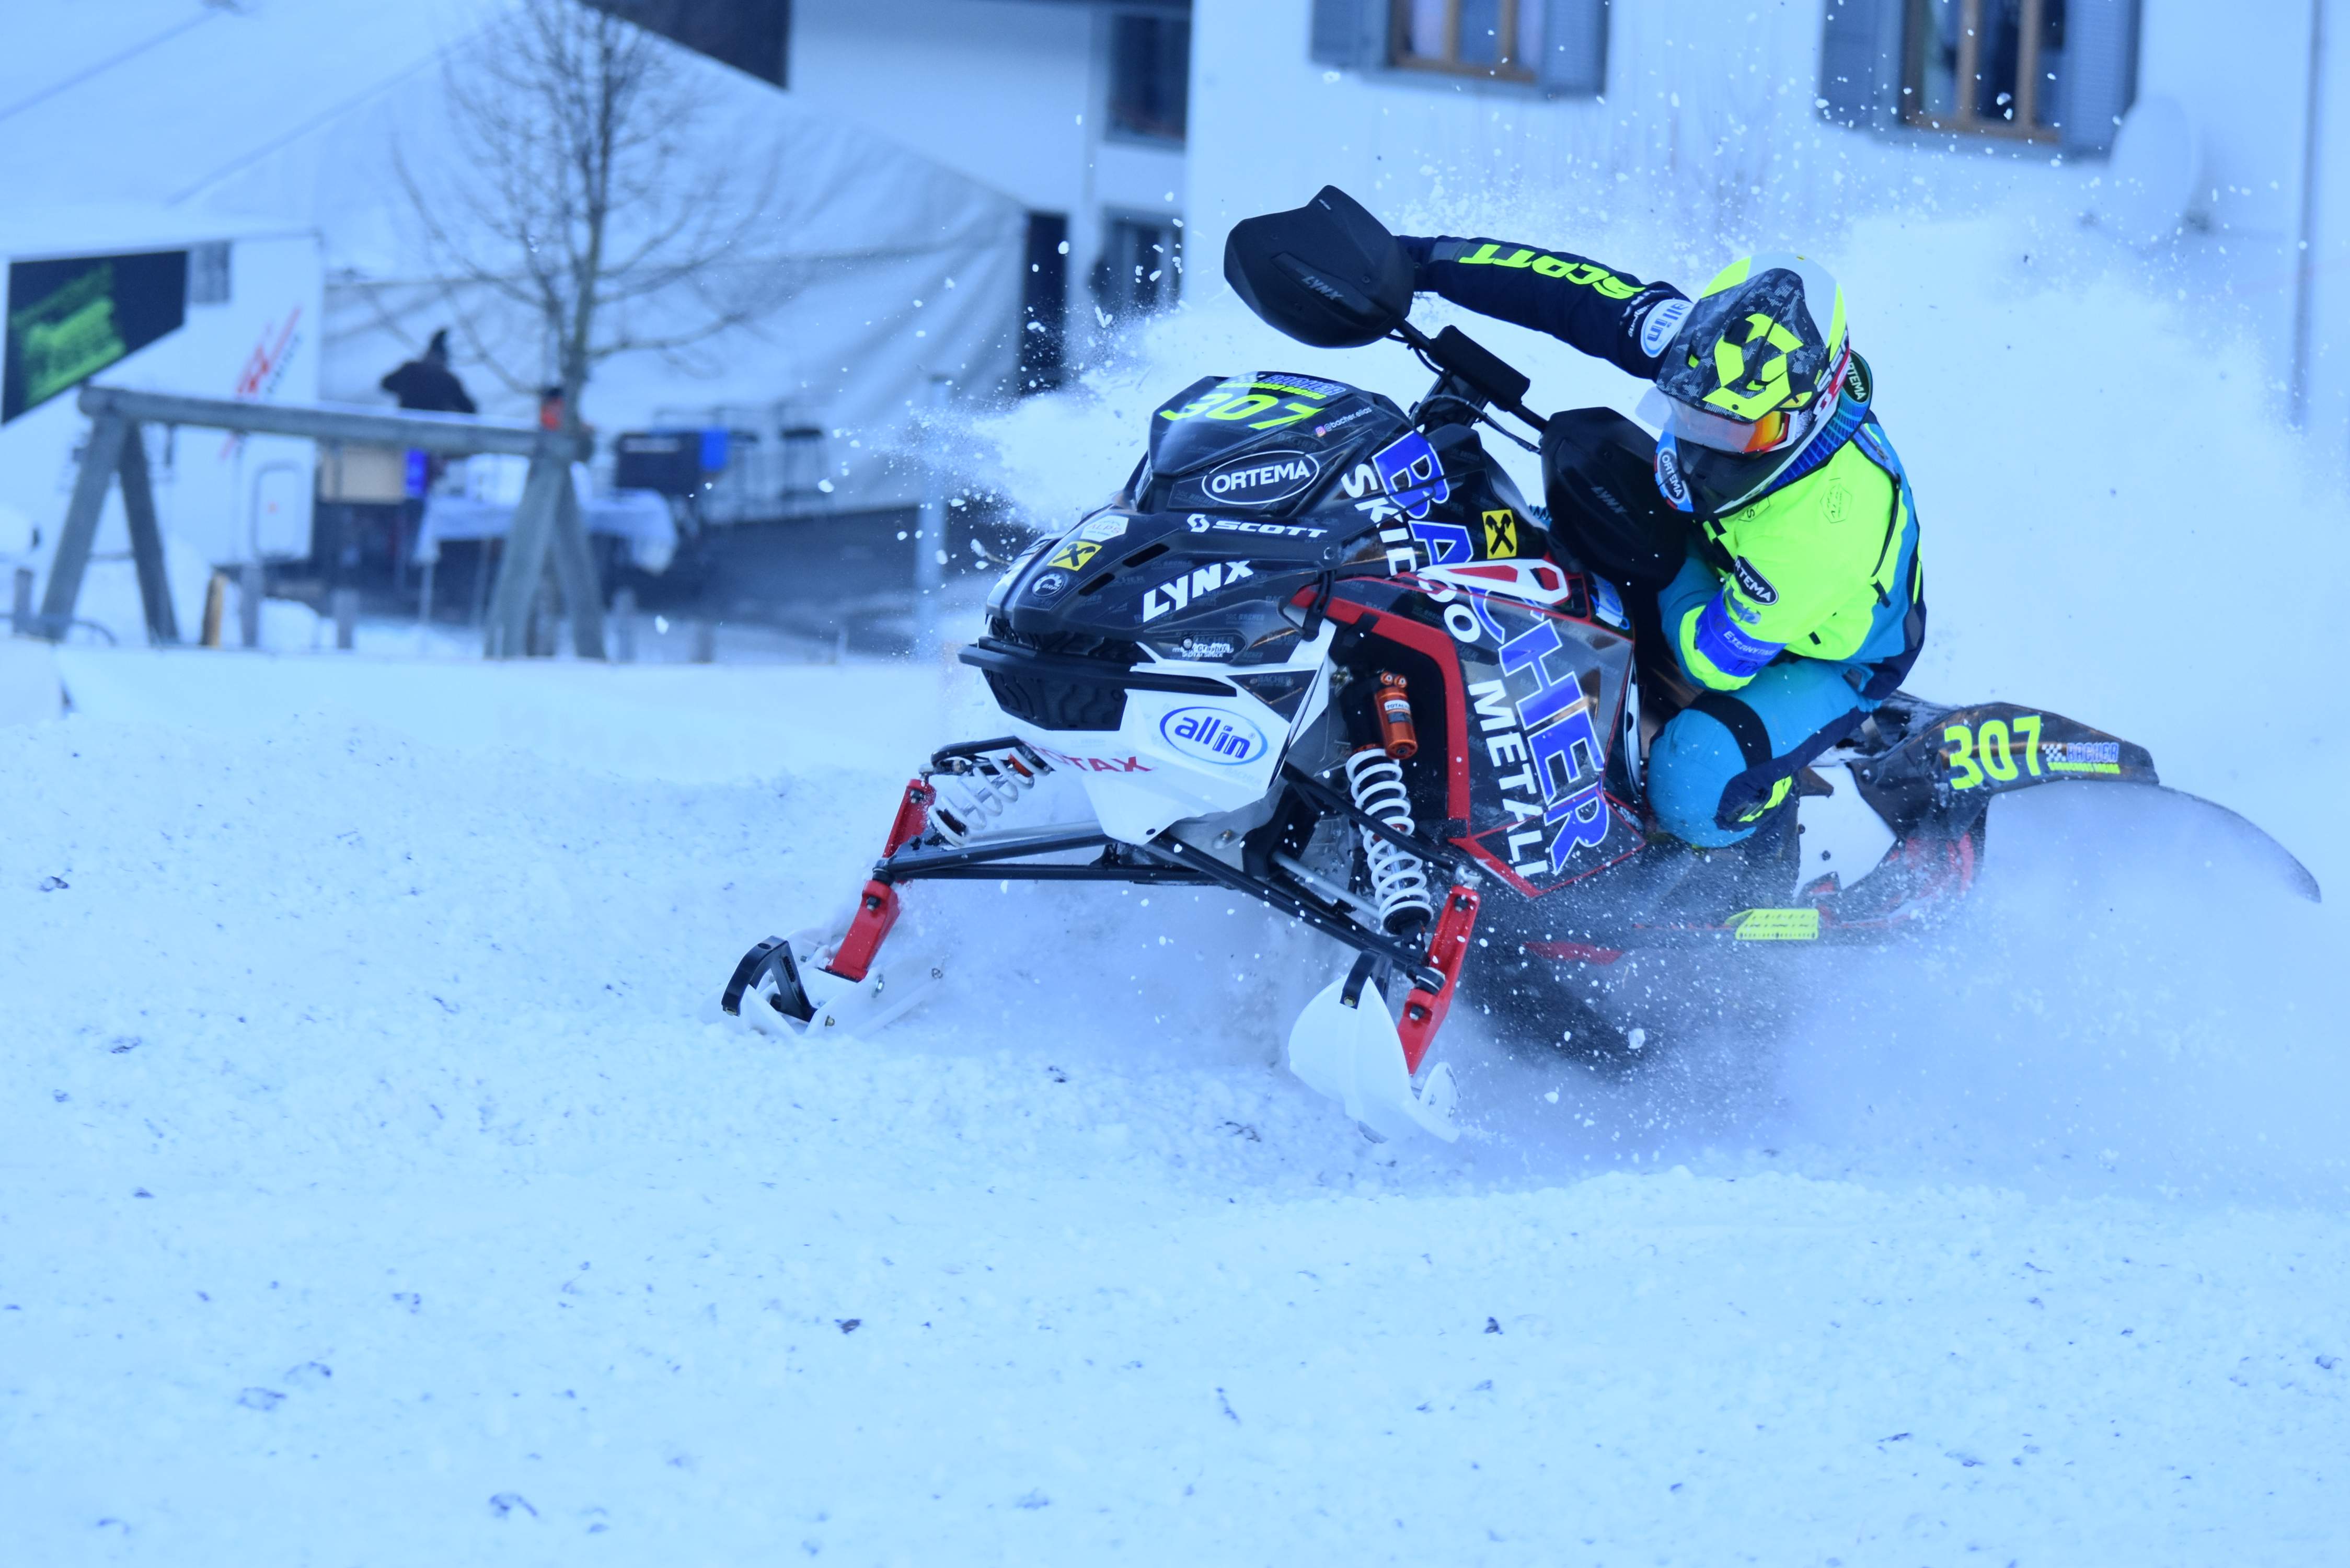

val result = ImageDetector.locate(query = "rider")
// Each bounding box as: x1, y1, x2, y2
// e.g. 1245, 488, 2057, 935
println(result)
1394, 234, 1926, 848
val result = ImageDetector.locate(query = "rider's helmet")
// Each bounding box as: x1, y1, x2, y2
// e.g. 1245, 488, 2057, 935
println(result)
1641, 252, 1854, 511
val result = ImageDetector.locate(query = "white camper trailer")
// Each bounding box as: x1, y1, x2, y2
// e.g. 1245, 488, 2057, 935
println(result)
1, 211, 324, 588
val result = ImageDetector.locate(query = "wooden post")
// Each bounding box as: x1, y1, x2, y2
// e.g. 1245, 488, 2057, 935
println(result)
39, 410, 131, 640
200, 573, 228, 648
549, 475, 607, 660
611, 586, 637, 663
485, 445, 605, 659
238, 560, 263, 649
116, 421, 179, 644
483, 452, 565, 658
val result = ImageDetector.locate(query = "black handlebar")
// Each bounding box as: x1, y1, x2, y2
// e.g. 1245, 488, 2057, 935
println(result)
1397, 320, 1549, 435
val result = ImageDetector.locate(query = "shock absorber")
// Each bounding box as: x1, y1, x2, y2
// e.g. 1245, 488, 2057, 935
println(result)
927, 750, 1047, 846
1343, 746, 1435, 935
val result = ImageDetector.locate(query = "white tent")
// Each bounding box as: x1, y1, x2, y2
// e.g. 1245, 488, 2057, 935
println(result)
0, 0, 1026, 518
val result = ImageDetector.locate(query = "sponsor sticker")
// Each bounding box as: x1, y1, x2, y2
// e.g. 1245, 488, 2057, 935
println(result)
1732, 907, 1821, 941
1077, 515, 1130, 543
1589, 575, 1628, 630
1141, 559, 1255, 624
1731, 556, 1778, 605
1639, 296, 1692, 358
1654, 443, 1692, 511
1410, 521, 1476, 567
1028, 570, 1070, 599
1200, 449, 1322, 507
1213, 519, 1324, 538
1035, 745, 1151, 773
1046, 539, 1100, 573
1311, 406, 1378, 437
1254, 373, 1346, 399
1158, 705, 1267, 766
1481, 508, 1519, 558
1370, 431, 1450, 520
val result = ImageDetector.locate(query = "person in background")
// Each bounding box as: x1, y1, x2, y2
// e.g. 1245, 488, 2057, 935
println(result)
379, 328, 477, 414
376, 329, 477, 592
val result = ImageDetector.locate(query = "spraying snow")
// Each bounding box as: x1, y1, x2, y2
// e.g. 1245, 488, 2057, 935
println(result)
5, 203, 2347, 1560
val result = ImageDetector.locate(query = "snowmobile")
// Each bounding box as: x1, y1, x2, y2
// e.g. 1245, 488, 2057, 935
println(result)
722, 187, 2319, 1142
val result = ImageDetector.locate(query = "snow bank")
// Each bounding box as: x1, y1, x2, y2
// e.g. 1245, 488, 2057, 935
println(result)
7, 203, 2348, 1551
3, 650, 2346, 1560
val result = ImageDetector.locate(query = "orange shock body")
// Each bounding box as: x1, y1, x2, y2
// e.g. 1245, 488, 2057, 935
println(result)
1374, 671, 1418, 759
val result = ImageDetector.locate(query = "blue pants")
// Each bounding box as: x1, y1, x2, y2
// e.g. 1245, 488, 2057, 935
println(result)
1648, 660, 1879, 846
1646, 558, 1881, 847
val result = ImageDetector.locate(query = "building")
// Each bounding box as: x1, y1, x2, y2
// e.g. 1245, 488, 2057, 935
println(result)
785, 0, 1194, 390
1187, 0, 2350, 455
0, 0, 1031, 614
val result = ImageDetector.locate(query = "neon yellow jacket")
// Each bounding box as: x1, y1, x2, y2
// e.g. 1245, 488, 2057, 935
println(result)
1673, 431, 1922, 693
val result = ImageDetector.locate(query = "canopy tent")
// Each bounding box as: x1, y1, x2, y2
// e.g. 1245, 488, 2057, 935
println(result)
0, 0, 1026, 517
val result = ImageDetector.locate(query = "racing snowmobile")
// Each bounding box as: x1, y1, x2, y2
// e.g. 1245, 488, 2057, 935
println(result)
723, 188, 2319, 1142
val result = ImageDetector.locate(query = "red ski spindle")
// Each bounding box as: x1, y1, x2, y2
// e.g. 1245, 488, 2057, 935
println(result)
823, 781, 934, 983
882, 780, 936, 857
825, 880, 902, 983
1396, 884, 1480, 1074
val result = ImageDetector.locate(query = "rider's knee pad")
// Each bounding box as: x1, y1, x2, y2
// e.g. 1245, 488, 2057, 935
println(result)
1648, 705, 1760, 847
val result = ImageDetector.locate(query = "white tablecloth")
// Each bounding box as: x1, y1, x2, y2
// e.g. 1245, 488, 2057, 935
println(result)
413, 463, 677, 573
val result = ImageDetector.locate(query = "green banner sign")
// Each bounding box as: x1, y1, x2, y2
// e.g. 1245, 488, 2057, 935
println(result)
4, 249, 188, 423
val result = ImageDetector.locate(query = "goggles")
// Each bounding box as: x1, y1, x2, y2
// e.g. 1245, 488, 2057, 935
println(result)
1640, 348, 1851, 456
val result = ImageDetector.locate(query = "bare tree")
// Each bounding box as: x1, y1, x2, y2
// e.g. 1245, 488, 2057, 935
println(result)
393, 0, 780, 656
399, 0, 776, 436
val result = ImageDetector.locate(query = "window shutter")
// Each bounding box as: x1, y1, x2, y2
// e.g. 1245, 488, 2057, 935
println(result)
1308, 0, 1386, 68
1816, 0, 1905, 131
1535, 0, 1609, 96
2056, 0, 2142, 156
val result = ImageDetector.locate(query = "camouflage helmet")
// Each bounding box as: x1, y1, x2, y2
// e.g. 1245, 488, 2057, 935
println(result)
1652, 252, 1848, 443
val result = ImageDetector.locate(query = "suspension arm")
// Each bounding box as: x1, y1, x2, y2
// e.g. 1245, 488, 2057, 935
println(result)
1136, 834, 1447, 992
1280, 763, 1473, 881
874, 826, 1124, 881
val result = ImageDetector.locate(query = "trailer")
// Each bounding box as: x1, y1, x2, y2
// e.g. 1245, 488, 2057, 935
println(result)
2, 211, 324, 608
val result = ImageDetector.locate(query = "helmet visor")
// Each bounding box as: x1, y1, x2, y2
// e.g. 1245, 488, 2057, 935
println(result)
1639, 387, 1791, 455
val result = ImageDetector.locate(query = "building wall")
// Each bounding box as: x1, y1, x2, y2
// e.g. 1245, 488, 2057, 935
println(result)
788, 0, 1189, 361
1187, 0, 2350, 457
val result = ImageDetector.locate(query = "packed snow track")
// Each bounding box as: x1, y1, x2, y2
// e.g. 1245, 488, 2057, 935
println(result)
3, 648, 2345, 1564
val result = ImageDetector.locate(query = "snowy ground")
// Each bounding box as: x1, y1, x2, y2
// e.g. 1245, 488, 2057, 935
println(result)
3, 641, 2345, 1565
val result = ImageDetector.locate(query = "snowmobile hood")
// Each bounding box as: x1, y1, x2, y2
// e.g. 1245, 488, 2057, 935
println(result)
990, 506, 1342, 661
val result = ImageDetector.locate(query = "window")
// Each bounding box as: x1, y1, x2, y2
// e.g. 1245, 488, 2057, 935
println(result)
1819, 0, 2137, 155
1093, 216, 1182, 320
1310, 0, 1607, 98
1907, 0, 2065, 140
588, 0, 790, 87
1108, 14, 1189, 144
1392, 0, 1543, 83
1020, 213, 1068, 395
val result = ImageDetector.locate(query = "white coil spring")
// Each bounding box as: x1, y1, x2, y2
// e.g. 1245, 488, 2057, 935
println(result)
1343, 747, 1434, 932
928, 752, 1045, 846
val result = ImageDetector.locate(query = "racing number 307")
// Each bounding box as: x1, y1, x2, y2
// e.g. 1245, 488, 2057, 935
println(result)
1943, 714, 2043, 790
1158, 388, 1327, 431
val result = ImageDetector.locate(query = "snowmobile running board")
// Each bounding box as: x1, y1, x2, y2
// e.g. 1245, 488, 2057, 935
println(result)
861, 825, 1449, 993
